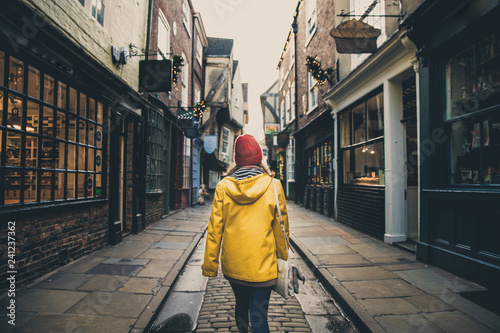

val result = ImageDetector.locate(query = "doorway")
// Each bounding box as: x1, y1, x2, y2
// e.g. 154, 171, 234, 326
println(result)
405, 119, 418, 242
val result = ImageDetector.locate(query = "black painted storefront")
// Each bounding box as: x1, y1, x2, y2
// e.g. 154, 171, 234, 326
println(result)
404, 0, 500, 289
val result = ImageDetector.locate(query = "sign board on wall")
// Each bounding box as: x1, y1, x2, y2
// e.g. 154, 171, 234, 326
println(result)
265, 124, 280, 134
204, 135, 217, 154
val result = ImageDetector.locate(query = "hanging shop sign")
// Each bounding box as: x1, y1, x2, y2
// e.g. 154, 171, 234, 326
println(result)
204, 135, 217, 154
183, 126, 199, 139
265, 123, 280, 134
138, 60, 172, 93
177, 108, 194, 128
329, 19, 381, 54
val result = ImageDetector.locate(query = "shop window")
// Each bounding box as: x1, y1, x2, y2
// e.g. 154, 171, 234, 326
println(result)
183, 136, 191, 188
209, 170, 219, 189
0, 51, 105, 206
0, 51, 4, 86
146, 109, 165, 192
446, 31, 500, 185
340, 90, 385, 186
306, 140, 333, 185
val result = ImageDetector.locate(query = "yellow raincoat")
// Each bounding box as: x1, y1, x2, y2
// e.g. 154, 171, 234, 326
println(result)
201, 173, 289, 282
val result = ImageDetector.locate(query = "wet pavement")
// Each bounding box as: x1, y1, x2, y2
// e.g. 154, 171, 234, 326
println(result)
2, 199, 499, 333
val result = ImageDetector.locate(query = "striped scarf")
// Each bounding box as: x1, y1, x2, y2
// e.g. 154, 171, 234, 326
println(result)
230, 167, 264, 180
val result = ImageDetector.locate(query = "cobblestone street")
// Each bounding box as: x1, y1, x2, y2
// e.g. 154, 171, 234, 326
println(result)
196, 274, 311, 332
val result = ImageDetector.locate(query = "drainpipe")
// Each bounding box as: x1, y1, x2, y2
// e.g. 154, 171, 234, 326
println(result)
145, 0, 154, 59
292, 5, 300, 204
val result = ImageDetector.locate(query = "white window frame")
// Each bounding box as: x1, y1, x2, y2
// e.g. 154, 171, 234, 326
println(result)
78, 0, 109, 29
306, 0, 317, 46
289, 37, 295, 71
280, 99, 285, 129
221, 126, 230, 155
158, 10, 171, 60
208, 170, 219, 189
285, 91, 290, 125
183, 136, 191, 188
287, 137, 295, 182
196, 37, 203, 65
290, 83, 296, 121
181, 52, 188, 106
307, 72, 318, 113
182, 0, 191, 37
195, 86, 201, 104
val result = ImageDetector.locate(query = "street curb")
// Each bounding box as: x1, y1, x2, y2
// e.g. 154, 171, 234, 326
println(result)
132, 223, 208, 333
290, 235, 385, 333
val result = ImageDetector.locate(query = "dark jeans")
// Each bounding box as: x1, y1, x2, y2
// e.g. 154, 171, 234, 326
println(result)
229, 282, 273, 333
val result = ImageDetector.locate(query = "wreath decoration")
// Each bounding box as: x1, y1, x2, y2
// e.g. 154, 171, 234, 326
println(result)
172, 55, 185, 83
306, 55, 335, 85
193, 100, 206, 119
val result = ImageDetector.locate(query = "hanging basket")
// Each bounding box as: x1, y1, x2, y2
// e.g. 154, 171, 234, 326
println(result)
330, 19, 381, 54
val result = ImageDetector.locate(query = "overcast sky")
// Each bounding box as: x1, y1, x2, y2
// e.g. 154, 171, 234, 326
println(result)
191, 0, 298, 142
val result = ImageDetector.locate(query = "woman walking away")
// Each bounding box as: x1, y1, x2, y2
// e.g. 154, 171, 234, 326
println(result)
202, 134, 289, 333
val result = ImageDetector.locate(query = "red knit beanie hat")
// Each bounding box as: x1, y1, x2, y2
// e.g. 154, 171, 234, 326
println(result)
234, 134, 262, 166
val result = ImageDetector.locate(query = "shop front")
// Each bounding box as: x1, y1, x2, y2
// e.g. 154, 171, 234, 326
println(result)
404, 0, 500, 289
0, 1, 147, 289
326, 29, 420, 242
296, 112, 334, 217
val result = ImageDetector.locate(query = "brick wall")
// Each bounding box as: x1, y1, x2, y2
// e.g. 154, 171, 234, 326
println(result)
0, 202, 108, 291
146, 194, 163, 225
24, 0, 148, 91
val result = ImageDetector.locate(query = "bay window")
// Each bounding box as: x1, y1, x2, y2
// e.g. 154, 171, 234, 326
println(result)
1, 51, 105, 206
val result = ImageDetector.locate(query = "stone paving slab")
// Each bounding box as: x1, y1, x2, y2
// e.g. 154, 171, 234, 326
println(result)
17, 289, 87, 313
11, 313, 136, 333
286, 203, 500, 333
4, 203, 212, 333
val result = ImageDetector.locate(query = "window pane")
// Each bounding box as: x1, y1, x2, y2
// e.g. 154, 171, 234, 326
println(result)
450, 118, 478, 184
26, 101, 39, 133
340, 112, 350, 147
69, 87, 77, 114
68, 143, 76, 170
477, 32, 500, 110
483, 114, 500, 184
79, 93, 87, 118
95, 173, 102, 197
56, 141, 66, 169
42, 107, 54, 137
67, 172, 76, 198
77, 172, 85, 198
343, 150, 351, 184
96, 126, 103, 148
28, 66, 40, 99
55, 171, 65, 200
40, 170, 52, 201
96, 149, 102, 172
78, 145, 86, 170
352, 141, 385, 185
0, 129, 2, 163
367, 93, 384, 139
79, 119, 86, 144
7, 94, 23, 129
44, 74, 55, 105
88, 122, 95, 146
0, 51, 4, 86
6, 131, 21, 166
41, 139, 53, 168
26, 136, 38, 168
5, 169, 21, 205
56, 111, 66, 139
57, 82, 67, 108
97, 102, 103, 124
24, 170, 37, 203
9, 57, 24, 93
86, 174, 94, 197
68, 114, 77, 142
446, 47, 474, 118
352, 103, 366, 144
88, 147, 95, 171
88, 97, 95, 120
